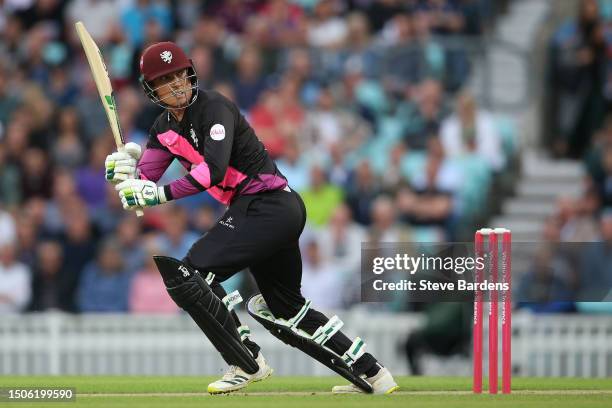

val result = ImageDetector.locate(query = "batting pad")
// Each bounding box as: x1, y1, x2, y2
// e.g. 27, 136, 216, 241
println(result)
247, 294, 373, 393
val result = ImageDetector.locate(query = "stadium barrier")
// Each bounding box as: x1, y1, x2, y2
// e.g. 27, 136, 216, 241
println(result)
1, 311, 610, 377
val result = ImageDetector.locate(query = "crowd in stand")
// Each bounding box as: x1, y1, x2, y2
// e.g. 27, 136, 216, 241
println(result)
520, 0, 612, 314
0, 0, 519, 314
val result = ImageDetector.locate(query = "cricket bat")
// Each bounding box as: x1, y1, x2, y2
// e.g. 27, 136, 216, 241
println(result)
75, 21, 143, 217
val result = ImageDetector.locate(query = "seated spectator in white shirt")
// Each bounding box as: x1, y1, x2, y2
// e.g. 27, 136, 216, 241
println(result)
440, 92, 505, 171
0, 240, 31, 314
300, 239, 344, 310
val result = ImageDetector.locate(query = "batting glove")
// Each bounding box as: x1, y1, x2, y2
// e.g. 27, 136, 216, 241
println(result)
105, 142, 142, 184
116, 179, 168, 210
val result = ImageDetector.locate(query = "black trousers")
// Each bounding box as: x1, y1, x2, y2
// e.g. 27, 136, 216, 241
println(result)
183, 188, 377, 374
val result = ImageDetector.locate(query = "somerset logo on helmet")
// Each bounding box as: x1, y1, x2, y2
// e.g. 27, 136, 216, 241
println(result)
160, 50, 172, 64
138, 41, 199, 109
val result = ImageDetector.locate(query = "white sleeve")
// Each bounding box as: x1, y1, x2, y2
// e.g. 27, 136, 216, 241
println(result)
12, 265, 32, 311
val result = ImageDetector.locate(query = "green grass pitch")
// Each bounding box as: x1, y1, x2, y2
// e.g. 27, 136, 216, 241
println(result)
1, 376, 611, 408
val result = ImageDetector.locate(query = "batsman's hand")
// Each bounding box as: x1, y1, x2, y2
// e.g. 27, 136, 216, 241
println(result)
105, 142, 142, 184
116, 179, 167, 210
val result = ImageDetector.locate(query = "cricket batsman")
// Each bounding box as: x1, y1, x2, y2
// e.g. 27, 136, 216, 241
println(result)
104, 42, 399, 395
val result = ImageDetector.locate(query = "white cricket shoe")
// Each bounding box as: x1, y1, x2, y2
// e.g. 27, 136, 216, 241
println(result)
332, 366, 399, 395
207, 352, 273, 394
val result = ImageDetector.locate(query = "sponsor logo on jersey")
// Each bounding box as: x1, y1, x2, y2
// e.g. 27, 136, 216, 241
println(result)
219, 215, 235, 229
210, 124, 225, 141
160, 51, 173, 63
190, 127, 199, 148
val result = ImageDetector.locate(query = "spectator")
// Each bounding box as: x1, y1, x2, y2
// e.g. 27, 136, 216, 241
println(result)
516, 244, 576, 313
20, 148, 53, 200
0, 239, 31, 314
300, 86, 371, 153
381, 143, 406, 192
129, 242, 179, 314
284, 48, 321, 107
301, 164, 343, 226
208, 0, 258, 35
256, 0, 306, 48
77, 239, 132, 313
154, 205, 199, 259
0, 210, 17, 252
557, 195, 599, 242
402, 137, 460, 231
417, 0, 465, 36
58, 202, 98, 312
250, 74, 305, 158
317, 204, 366, 306
548, 0, 608, 157
0, 143, 21, 208
579, 210, 612, 301
0, 63, 20, 129
190, 45, 215, 90
276, 138, 310, 192
232, 46, 267, 112
120, 0, 172, 47
318, 203, 365, 273
342, 12, 379, 78
345, 160, 381, 226
51, 107, 86, 169
116, 216, 145, 273
383, 13, 444, 89
75, 137, 111, 210
29, 240, 64, 311
306, 0, 348, 49
399, 79, 446, 150
366, 0, 406, 33
368, 195, 412, 242
592, 144, 612, 208
67, 0, 119, 42
250, 90, 287, 158
300, 239, 344, 310
440, 92, 505, 171
15, 211, 38, 267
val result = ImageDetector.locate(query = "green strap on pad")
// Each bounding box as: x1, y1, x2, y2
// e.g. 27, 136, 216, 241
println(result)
237, 325, 251, 342
342, 337, 366, 367
311, 315, 344, 345
222, 290, 243, 311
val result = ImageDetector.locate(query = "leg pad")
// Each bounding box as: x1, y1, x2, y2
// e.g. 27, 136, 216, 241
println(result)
153, 256, 259, 374
247, 294, 373, 393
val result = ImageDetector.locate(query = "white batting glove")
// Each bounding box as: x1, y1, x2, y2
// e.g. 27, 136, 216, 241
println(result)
105, 142, 142, 184
116, 179, 168, 210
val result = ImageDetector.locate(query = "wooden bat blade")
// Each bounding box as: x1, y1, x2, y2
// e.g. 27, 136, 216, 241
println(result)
75, 21, 125, 148
76, 21, 144, 217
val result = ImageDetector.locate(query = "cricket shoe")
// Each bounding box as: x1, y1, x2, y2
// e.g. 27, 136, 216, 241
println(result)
332, 365, 399, 395
207, 352, 273, 394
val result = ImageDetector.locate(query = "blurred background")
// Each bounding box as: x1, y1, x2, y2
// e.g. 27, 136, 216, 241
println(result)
0, 0, 611, 378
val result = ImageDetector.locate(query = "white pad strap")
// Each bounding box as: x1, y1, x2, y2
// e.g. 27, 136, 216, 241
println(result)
237, 325, 250, 342
222, 290, 243, 311
311, 315, 344, 345
205, 272, 215, 285
342, 337, 366, 367
279, 299, 311, 329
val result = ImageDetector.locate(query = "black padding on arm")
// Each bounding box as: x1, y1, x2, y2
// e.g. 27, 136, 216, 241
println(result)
153, 256, 259, 374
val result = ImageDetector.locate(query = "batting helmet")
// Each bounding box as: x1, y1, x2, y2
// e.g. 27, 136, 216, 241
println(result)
139, 42, 199, 108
